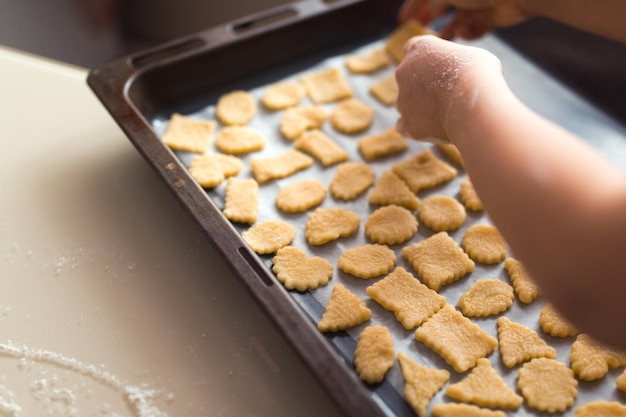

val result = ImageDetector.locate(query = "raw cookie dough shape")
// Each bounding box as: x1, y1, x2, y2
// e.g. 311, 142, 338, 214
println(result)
358, 128, 408, 161
223, 178, 259, 224
368, 170, 420, 211
385, 19, 430, 63
539, 303, 578, 337
330, 98, 375, 134
402, 232, 474, 291
317, 283, 372, 332
300, 67, 353, 104
338, 244, 397, 279
365, 205, 418, 246
214, 126, 266, 154
305, 207, 360, 246
188, 153, 243, 188
458, 279, 514, 317
574, 401, 626, 417
414, 304, 498, 373
353, 325, 395, 384
280, 105, 328, 140
250, 149, 313, 183
517, 358, 578, 413
497, 316, 556, 368
241, 220, 296, 255
418, 195, 467, 232
162, 113, 217, 153
215, 90, 257, 126
445, 358, 523, 410
345, 47, 391, 74
462, 223, 507, 264
275, 179, 327, 213
570, 334, 626, 381
295, 129, 349, 167
369, 75, 399, 106
261, 80, 305, 110
392, 148, 457, 194
504, 257, 540, 304
397, 352, 450, 417
366, 267, 445, 330
272, 246, 333, 291
459, 179, 483, 211
330, 162, 375, 200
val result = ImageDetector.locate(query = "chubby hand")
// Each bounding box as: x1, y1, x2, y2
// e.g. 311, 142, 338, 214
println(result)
395, 35, 502, 143
399, 0, 531, 39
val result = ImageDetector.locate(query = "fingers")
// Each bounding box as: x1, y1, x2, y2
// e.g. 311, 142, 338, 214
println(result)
439, 9, 496, 39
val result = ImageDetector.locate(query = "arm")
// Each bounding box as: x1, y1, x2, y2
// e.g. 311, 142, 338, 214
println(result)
399, 0, 626, 43
396, 35, 626, 349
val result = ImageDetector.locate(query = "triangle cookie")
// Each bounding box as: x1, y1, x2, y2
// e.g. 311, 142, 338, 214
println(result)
317, 284, 372, 332
398, 352, 450, 417
446, 358, 523, 410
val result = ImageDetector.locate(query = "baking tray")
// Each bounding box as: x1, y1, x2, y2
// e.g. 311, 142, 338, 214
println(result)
87, 1, 626, 416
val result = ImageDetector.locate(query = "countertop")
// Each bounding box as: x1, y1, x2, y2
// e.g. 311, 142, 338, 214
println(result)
0, 45, 343, 417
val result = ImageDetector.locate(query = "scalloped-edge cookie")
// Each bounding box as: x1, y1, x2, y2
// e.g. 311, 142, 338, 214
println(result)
398, 352, 450, 417
188, 153, 243, 188
261, 80, 305, 110
280, 105, 328, 140
570, 334, 626, 381
402, 232, 474, 291
418, 195, 466, 232
517, 358, 578, 413
503, 257, 540, 304
318, 283, 371, 332
250, 149, 313, 183
330, 161, 375, 200
305, 207, 360, 245
414, 304, 498, 373
358, 128, 408, 161
458, 279, 514, 317
215, 90, 257, 126
462, 224, 507, 264
432, 403, 506, 417
392, 149, 457, 194
162, 113, 216, 153
331, 98, 375, 134
365, 205, 418, 246
369, 75, 398, 106
353, 325, 395, 384
345, 47, 391, 74
497, 316, 556, 368
574, 401, 626, 417
272, 246, 332, 291
338, 244, 396, 279
368, 170, 419, 210
301, 67, 353, 104
539, 303, 578, 338
242, 220, 296, 255
445, 358, 523, 409
459, 179, 483, 211
223, 178, 259, 224
275, 179, 327, 213
366, 267, 445, 329
295, 129, 349, 167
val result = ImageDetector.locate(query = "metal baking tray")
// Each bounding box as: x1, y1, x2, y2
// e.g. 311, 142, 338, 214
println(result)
87, 1, 626, 416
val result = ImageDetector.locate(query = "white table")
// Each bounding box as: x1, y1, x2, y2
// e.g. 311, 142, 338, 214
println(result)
0, 45, 343, 417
